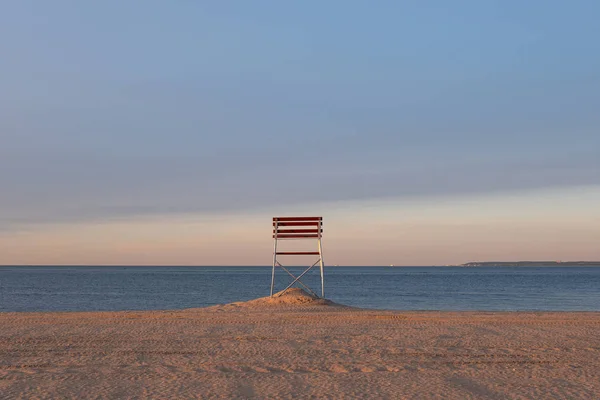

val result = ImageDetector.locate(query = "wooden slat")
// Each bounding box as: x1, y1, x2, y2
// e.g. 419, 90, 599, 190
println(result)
273, 234, 320, 239
276, 251, 320, 255
273, 217, 322, 222
273, 221, 321, 227
273, 229, 322, 234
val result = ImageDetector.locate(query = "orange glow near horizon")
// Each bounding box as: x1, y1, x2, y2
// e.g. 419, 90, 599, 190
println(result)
1, 186, 599, 266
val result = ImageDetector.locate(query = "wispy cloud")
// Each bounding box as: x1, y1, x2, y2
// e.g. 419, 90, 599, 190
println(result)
1, 1, 599, 233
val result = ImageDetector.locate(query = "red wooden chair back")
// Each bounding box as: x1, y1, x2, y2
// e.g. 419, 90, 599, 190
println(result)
273, 217, 323, 239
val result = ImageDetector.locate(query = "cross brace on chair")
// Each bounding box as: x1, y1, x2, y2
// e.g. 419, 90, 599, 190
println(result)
270, 217, 325, 298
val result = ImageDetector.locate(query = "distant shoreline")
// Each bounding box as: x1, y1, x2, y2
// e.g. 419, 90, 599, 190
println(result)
461, 261, 600, 267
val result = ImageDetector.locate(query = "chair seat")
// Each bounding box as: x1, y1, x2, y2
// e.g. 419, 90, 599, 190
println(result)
276, 251, 320, 255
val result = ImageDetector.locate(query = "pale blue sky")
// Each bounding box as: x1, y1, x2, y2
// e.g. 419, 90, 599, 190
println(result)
1, 1, 599, 264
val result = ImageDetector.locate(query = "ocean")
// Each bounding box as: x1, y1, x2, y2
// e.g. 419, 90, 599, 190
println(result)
1, 266, 599, 312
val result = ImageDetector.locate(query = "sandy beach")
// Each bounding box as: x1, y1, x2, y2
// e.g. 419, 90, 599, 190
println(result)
1, 289, 599, 399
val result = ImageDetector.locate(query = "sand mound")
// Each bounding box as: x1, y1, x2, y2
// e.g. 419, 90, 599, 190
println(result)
226, 288, 342, 309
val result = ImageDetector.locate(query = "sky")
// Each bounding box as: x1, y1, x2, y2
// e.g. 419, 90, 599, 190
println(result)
1, 1, 599, 265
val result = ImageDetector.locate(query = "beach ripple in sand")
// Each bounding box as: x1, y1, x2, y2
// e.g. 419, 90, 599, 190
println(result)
1, 290, 599, 399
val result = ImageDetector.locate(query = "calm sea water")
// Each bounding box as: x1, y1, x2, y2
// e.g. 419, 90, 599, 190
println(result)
1, 266, 599, 312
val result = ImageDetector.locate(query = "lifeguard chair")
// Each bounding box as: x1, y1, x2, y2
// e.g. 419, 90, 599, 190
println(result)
271, 217, 324, 298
